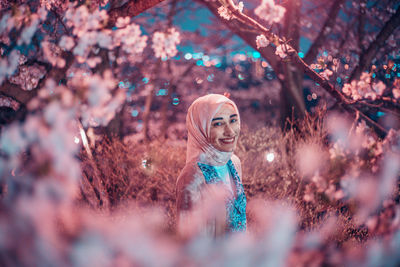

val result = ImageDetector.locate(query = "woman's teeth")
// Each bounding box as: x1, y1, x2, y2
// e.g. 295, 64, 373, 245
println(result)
220, 137, 234, 144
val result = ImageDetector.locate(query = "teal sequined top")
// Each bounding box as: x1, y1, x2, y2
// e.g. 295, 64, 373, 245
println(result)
197, 159, 247, 232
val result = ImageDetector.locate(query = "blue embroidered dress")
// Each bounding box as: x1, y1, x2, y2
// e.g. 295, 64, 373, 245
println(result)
198, 159, 247, 232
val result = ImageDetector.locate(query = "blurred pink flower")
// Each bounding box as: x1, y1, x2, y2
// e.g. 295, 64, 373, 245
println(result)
296, 143, 327, 178
152, 28, 181, 59
59, 36, 75, 51
255, 0, 286, 24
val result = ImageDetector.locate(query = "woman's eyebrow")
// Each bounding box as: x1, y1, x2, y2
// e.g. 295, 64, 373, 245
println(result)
212, 117, 223, 121
212, 114, 238, 121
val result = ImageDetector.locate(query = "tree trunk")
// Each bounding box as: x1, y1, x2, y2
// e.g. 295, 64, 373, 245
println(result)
279, 0, 305, 126
106, 104, 126, 139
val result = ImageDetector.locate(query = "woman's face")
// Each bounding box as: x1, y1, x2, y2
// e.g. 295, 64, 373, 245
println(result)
209, 103, 240, 152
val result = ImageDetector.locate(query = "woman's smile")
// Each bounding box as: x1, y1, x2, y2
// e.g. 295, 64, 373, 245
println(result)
220, 137, 235, 144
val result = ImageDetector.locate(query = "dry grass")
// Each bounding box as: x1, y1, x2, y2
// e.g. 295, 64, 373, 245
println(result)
235, 110, 368, 243
79, 139, 185, 233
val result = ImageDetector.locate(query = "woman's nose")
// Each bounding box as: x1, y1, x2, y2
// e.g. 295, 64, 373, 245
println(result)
224, 124, 235, 136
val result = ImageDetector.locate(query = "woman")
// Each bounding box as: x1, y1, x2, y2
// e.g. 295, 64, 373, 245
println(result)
176, 94, 246, 238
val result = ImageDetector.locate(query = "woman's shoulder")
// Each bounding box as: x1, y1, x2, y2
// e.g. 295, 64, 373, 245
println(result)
176, 161, 204, 191
230, 154, 242, 177
230, 154, 241, 167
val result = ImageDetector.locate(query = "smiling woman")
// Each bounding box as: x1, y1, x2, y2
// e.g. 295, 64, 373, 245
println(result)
175, 94, 247, 239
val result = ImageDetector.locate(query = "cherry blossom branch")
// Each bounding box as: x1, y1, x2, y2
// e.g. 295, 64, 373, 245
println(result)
355, 96, 400, 111
346, 105, 387, 135
304, 0, 345, 64
200, 0, 392, 135
198, 0, 281, 69
367, 95, 400, 106
349, 5, 400, 81
217, 0, 351, 104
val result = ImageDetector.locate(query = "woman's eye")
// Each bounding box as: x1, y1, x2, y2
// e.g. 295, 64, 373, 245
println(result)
213, 122, 222, 127
230, 118, 237, 123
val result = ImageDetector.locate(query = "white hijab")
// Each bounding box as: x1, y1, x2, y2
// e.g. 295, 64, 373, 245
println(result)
186, 94, 240, 166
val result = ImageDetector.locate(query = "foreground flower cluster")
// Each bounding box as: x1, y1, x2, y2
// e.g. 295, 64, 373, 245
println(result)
2, 107, 399, 266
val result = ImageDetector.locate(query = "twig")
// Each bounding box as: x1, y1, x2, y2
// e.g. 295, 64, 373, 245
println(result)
304, 0, 345, 64
349, 5, 400, 81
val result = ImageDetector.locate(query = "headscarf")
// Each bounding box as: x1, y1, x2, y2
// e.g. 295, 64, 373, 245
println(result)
186, 94, 240, 166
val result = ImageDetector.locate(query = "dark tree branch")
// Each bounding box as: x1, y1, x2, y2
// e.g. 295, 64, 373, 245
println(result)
0, 82, 36, 104
283, 0, 301, 51
108, 0, 166, 26
350, 5, 400, 81
357, 0, 366, 52
51, 8, 70, 35
304, 0, 345, 64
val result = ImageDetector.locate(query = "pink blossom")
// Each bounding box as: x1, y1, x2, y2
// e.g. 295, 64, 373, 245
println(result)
0, 13, 13, 33
18, 15, 40, 45
296, 143, 327, 177
0, 97, 14, 108
342, 83, 352, 96
152, 28, 181, 59
72, 32, 97, 57
303, 184, 315, 202
329, 141, 347, 159
115, 24, 148, 55
65, 5, 89, 37
97, 30, 113, 49
42, 41, 66, 68
66, 70, 125, 127
341, 73, 387, 101
237, 2, 244, 12
256, 34, 269, 49
320, 69, 333, 80
9, 64, 46, 91
393, 88, 400, 99
372, 81, 385, 95
37, 6, 48, 20
255, 0, 286, 24
217, 1, 243, 20
59, 36, 75, 51
0, 50, 21, 85
40, 0, 63, 12
311, 173, 328, 193
18, 52, 28, 65
218, 6, 232, 20
65, 5, 108, 37
275, 44, 294, 59
87, 57, 102, 68
116, 17, 130, 28
0, 123, 27, 155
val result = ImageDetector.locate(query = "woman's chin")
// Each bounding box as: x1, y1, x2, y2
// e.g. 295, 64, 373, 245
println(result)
216, 144, 235, 152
